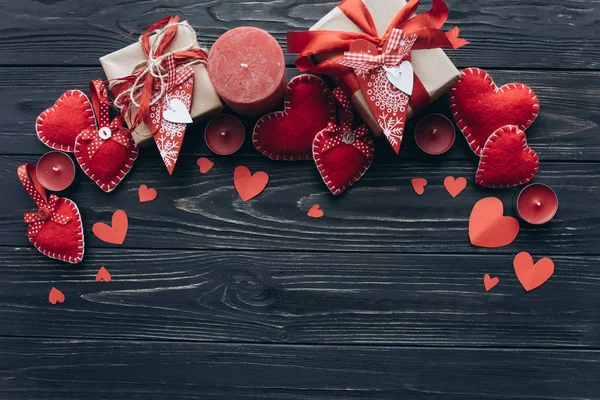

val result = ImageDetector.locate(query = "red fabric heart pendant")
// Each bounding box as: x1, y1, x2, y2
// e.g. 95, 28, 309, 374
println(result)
313, 87, 374, 195
17, 164, 84, 263
476, 125, 540, 188
36, 90, 96, 152
74, 80, 139, 192
253, 74, 336, 160
450, 67, 539, 156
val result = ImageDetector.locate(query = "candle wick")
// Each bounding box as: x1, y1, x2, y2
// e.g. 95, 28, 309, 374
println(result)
52, 167, 60, 172
536, 201, 542, 207
240, 63, 249, 69
432, 129, 437, 135
220, 131, 227, 137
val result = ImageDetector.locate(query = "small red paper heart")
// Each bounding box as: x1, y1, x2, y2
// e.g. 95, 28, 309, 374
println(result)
469, 197, 520, 248
450, 68, 539, 156
96, 266, 112, 282
234, 166, 269, 202
514, 252, 554, 292
307, 204, 324, 218
411, 178, 427, 195
92, 210, 128, 245
444, 176, 467, 198
476, 125, 540, 188
138, 185, 157, 203
483, 274, 499, 291
197, 157, 214, 174
48, 287, 65, 304
253, 75, 336, 160
36, 90, 96, 152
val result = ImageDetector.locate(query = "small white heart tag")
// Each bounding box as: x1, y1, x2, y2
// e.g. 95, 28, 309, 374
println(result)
163, 98, 193, 124
384, 61, 414, 96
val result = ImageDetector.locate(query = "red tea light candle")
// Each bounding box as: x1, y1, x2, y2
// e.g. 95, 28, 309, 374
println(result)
414, 114, 456, 155
208, 27, 287, 117
517, 183, 558, 225
36, 151, 76, 192
205, 114, 245, 155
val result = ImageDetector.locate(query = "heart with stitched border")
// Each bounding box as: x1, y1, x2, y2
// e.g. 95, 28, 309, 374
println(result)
253, 74, 336, 160
450, 67, 539, 156
476, 125, 539, 188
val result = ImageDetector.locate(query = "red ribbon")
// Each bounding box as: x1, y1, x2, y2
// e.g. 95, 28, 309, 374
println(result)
18, 164, 71, 238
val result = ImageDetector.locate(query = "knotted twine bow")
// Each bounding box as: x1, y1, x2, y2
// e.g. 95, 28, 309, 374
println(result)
18, 164, 72, 238
79, 80, 132, 159
321, 87, 372, 159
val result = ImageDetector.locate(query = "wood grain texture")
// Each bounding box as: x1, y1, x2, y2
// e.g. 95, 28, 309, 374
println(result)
1, 155, 598, 254
1, 66, 599, 160
2, 338, 599, 400
0, 0, 599, 69
1, 248, 598, 347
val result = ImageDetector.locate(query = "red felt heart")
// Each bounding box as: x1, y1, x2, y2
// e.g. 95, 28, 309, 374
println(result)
476, 125, 540, 188
253, 75, 336, 160
450, 68, 539, 156
36, 90, 96, 152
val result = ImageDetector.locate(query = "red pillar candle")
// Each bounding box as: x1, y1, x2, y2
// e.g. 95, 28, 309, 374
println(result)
516, 183, 559, 224
205, 115, 245, 155
414, 114, 456, 155
36, 151, 76, 191
208, 27, 287, 117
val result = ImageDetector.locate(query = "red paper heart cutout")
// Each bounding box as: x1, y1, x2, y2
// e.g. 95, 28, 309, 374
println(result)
48, 287, 65, 304
450, 68, 539, 156
469, 197, 520, 248
234, 166, 269, 202
513, 252, 554, 292
307, 204, 324, 218
96, 266, 112, 282
197, 157, 214, 174
253, 75, 336, 160
36, 90, 96, 152
483, 274, 499, 291
444, 176, 467, 198
92, 210, 129, 245
476, 125, 540, 188
138, 185, 157, 203
411, 178, 427, 195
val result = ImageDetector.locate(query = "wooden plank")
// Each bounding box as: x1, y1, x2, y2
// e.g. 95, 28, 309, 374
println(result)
1, 0, 599, 70
1, 155, 598, 254
0, 247, 598, 347
1, 338, 599, 399
0, 67, 599, 161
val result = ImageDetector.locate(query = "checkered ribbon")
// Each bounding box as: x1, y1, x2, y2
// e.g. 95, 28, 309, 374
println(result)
18, 164, 72, 238
321, 88, 372, 159
338, 29, 417, 71
153, 54, 195, 103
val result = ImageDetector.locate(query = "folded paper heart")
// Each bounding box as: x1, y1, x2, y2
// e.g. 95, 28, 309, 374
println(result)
197, 157, 214, 174
411, 178, 427, 195
444, 176, 467, 198
513, 252, 554, 292
163, 98, 193, 124
384, 61, 413, 95
49, 287, 65, 304
96, 266, 112, 283
234, 166, 269, 202
92, 209, 129, 245
483, 274, 499, 291
307, 204, 324, 218
469, 197, 520, 248
450, 67, 539, 156
138, 185, 158, 203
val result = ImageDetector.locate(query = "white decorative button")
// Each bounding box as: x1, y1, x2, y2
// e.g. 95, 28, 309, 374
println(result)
342, 131, 356, 145
99, 127, 112, 140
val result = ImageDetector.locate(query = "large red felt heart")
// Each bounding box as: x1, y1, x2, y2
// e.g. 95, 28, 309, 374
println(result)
253, 75, 336, 160
36, 90, 96, 152
450, 68, 539, 156
476, 125, 539, 188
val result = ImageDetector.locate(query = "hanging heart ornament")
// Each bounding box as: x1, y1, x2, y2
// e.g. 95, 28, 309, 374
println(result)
163, 98, 193, 124
383, 61, 413, 95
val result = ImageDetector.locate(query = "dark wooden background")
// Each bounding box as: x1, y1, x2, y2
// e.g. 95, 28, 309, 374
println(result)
1, 0, 599, 398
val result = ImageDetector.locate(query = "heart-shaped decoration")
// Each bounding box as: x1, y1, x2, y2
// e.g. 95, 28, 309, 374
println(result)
48, 287, 65, 304
411, 178, 427, 195
36, 90, 96, 152
163, 98, 193, 124
384, 61, 413, 95
197, 157, 214, 174
92, 210, 129, 245
307, 204, 324, 218
469, 197, 520, 248
96, 266, 112, 283
253, 75, 336, 160
234, 166, 269, 202
483, 274, 500, 291
513, 252, 554, 292
476, 125, 539, 188
138, 185, 157, 203
444, 176, 467, 198
450, 68, 539, 156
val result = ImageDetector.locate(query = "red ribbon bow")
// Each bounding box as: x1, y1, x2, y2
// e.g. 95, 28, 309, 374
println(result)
18, 164, 72, 238
321, 87, 372, 159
